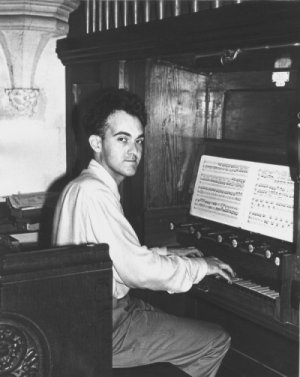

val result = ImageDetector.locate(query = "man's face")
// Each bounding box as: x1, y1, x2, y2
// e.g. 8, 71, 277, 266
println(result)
97, 110, 144, 185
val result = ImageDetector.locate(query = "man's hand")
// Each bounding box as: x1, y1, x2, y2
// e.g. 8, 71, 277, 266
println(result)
204, 256, 235, 283
167, 246, 204, 258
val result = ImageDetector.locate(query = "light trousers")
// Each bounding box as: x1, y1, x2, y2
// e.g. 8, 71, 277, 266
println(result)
112, 294, 231, 377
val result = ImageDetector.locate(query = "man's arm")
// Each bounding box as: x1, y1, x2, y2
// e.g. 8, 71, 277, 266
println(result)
166, 246, 234, 283
85, 189, 234, 292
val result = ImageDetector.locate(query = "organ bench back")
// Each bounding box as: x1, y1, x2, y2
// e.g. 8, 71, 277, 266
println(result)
0, 243, 112, 377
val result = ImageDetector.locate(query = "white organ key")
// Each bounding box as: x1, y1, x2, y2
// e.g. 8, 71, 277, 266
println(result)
230, 277, 279, 300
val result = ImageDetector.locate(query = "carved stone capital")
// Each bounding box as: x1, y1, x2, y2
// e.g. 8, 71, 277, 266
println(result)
0, 0, 80, 88
5, 88, 40, 116
0, 0, 80, 35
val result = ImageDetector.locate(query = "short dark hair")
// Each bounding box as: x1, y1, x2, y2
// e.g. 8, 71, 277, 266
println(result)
82, 88, 147, 137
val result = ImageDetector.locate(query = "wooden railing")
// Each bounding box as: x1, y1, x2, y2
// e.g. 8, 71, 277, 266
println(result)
84, 0, 242, 33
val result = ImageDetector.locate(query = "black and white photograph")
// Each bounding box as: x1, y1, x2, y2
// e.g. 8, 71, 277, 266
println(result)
0, 1, 298, 376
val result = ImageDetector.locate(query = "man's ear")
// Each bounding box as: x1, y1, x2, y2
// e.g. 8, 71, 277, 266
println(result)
89, 135, 102, 153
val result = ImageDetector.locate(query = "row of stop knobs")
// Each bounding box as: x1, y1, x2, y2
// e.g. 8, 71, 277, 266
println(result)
170, 221, 289, 266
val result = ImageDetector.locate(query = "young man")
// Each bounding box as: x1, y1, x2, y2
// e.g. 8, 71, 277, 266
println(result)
52, 88, 234, 377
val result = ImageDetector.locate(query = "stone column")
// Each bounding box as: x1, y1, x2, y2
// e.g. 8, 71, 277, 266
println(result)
0, 0, 80, 116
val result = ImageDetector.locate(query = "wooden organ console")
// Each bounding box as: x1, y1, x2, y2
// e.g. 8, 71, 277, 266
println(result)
56, 2, 300, 376
171, 141, 299, 376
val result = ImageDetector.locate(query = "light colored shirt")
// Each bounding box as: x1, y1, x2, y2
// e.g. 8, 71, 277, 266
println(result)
52, 159, 208, 299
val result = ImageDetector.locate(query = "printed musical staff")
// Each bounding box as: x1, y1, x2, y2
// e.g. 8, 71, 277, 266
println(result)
246, 165, 293, 240
190, 155, 294, 242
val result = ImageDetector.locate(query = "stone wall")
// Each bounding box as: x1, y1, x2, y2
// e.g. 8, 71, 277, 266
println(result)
0, 0, 79, 196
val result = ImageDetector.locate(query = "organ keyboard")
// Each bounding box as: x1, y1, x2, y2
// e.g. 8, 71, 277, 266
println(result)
172, 220, 297, 328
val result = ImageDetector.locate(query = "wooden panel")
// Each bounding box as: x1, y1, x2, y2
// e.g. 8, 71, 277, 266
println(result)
210, 71, 298, 92
145, 62, 207, 208
206, 91, 224, 139
191, 296, 298, 377
0, 244, 112, 377
223, 90, 296, 147
144, 205, 189, 247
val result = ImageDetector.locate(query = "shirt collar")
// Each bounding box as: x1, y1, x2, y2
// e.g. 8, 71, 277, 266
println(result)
87, 159, 120, 201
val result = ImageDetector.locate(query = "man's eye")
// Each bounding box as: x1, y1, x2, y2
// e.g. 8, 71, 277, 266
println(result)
136, 139, 144, 145
118, 137, 128, 143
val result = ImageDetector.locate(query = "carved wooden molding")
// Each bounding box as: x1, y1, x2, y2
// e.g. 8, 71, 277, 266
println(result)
0, 312, 51, 377
57, 2, 300, 66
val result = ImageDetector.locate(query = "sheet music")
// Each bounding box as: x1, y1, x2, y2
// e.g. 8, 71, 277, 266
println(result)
190, 156, 254, 227
190, 155, 294, 242
245, 165, 294, 241
7, 192, 57, 210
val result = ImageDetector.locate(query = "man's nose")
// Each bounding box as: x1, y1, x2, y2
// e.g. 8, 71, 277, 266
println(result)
127, 141, 139, 156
